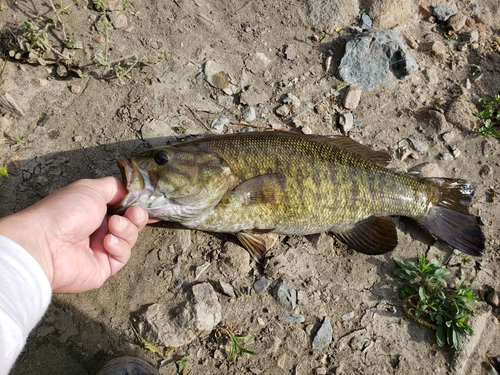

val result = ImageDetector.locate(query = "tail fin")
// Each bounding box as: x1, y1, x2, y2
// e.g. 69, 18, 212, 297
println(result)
419, 178, 485, 256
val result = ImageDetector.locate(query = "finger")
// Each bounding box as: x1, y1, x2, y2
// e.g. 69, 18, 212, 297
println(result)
102, 233, 132, 274
108, 214, 139, 247
123, 206, 149, 230
94, 176, 129, 206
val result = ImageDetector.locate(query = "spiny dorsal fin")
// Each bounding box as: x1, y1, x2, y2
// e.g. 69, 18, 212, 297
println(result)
319, 136, 391, 167
232, 173, 286, 205
332, 216, 398, 255
236, 231, 267, 262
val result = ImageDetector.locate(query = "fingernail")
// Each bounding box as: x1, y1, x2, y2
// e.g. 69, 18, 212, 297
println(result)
109, 234, 118, 245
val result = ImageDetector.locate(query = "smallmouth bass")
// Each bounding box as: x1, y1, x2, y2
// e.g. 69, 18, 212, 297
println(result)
112, 132, 485, 261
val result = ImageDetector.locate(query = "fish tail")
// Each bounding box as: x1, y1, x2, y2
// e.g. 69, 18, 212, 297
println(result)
418, 178, 485, 256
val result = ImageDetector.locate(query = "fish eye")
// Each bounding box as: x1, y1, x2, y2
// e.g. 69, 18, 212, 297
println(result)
154, 152, 169, 165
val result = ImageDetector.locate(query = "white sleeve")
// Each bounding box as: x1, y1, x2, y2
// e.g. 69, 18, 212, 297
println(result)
0, 235, 52, 375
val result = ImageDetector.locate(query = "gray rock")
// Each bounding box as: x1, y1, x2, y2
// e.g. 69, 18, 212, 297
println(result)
481, 140, 492, 157
242, 106, 256, 122
433, 3, 457, 21
341, 311, 355, 321
441, 152, 454, 161
359, 14, 372, 30
408, 138, 428, 152
338, 111, 354, 133
278, 314, 305, 323
425, 109, 450, 135
253, 276, 271, 295
312, 316, 333, 350
306, 0, 359, 34
110, 12, 127, 29
271, 277, 297, 309
275, 104, 290, 117
284, 44, 298, 60
137, 283, 221, 348
211, 114, 229, 134
283, 93, 301, 108
194, 262, 211, 280
218, 280, 236, 298
338, 29, 418, 90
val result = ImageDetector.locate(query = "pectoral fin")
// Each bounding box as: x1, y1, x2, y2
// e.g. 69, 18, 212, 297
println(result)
232, 173, 286, 205
236, 231, 267, 262
332, 216, 398, 255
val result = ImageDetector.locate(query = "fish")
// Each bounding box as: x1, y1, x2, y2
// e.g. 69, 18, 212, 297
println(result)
112, 131, 485, 262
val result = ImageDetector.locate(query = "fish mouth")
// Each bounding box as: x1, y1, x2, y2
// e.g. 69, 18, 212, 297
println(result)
109, 158, 148, 215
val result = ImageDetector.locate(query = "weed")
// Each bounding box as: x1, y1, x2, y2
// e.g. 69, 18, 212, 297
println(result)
215, 325, 257, 363
394, 254, 479, 350
475, 95, 500, 139
176, 357, 190, 374
130, 324, 170, 360
443, 32, 453, 40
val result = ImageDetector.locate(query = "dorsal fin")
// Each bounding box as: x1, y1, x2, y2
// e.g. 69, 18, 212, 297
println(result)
332, 216, 398, 255
317, 136, 391, 167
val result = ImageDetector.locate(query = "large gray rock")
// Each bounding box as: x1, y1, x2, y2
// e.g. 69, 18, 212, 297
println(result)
338, 29, 418, 90
137, 283, 221, 348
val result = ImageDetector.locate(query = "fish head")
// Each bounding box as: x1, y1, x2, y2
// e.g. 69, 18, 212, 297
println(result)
113, 146, 233, 222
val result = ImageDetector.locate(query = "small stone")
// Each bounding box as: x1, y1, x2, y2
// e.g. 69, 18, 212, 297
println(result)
284, 44, 298, 60
440, 152, 454, 161
338, 111, 354, 133
481, 140, 492, 157
344, 86, 362, 110
217, 95, 234, 109
242, 106, 256, 122
459, 30, 479, 44
316, 367, 327, 375
194, 262, 210, 280
277, 353, 286, 369
278, 314, 305, 323
110, 12, 128, 29
431, 41, 446, 55
211, 114, 229, 134
433, 4, 457, 21
342, 311, 355, 321
218, 280, 235, 298
283, 93, 301, 108
408, 138, 428, 152
451, 148, 460, 158
70, 85, 81, 94
204, 60, 231, 92
102, 0, 123, 11
253, 276, 270, 294
174, 278, 183, 288
359, 14, 372, 30
486, 290, 500, 307
312, 316, 333, 350
270, 277, 297, 310
56, 64, 68, 77
479, 165, 491, 177
441, 130, 457, 145
275, 104, 290, 117
92, 35, 106, 44
426, 109, 450, 135
33, 78, 48, 86
447, 13, 467, 32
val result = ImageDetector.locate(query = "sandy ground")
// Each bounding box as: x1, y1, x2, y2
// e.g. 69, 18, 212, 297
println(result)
1, 0, 500, 374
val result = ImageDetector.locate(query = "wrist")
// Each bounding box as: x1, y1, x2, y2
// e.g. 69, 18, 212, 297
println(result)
0, 209, 54, 285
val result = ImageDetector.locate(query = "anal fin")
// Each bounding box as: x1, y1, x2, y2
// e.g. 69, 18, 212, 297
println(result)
236, 231, 267, 263
332, 216, 398, 255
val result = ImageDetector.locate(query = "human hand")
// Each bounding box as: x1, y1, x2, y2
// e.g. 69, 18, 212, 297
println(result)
0, 177, 149, 293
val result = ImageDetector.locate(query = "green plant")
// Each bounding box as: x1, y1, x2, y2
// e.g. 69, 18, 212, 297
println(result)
176, 357, 190, 374
476, 95, 500, 139
215, 325, 257, 363
0, 166, 8, 178
394, 254, 479, 350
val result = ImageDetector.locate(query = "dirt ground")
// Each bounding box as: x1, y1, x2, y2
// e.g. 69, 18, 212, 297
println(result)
1, 0, 500, 374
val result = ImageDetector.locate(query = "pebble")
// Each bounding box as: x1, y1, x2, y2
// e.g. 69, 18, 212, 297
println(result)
218, 280, 235, 298
253, 275, 271, 295
109, 12, 128, 29
344, 85, 362, 110
92, 35, 106, 44
426, 109, 450, 134
70, 85, 81, 94
217, 95, 234, 109
211, 114, 229, 134
56, 64, 68, 77
277, 353, 287, 369
316, 367, 327, 375
102, 0, 123, 11
433, 4, 457, 21
446, 13, 466, 32
408, 138, 428, 152
204, 60, 231, 92
270, 277, 297, 310
242, 106, 256, 122
481, 140, 492, 157
278, 314, 305, 323
312, 316, 333, 350
275, 104, 290, 117
359, 14, 372, 30
431, 41, 446, 55
194, 262, 211, 280
486, 290, 499, 307
174, 278, 184, 288
342, 311, 355, 321
440, 152, 454, 161
284, 44, 298, 60
338, 111, 354, 133
33, 78, 48, 86
282, 93, 301, 108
